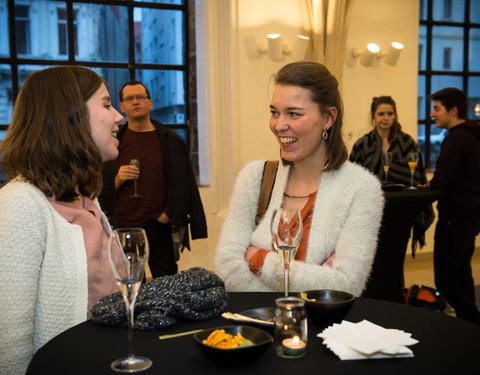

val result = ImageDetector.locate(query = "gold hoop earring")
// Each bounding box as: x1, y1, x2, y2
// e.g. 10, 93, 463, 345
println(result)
322, 130, 328, 140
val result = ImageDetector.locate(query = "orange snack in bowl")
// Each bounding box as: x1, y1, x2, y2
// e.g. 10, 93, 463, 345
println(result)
202, 329, 249, 349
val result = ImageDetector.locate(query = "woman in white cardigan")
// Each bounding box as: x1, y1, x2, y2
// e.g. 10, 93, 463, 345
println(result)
0, 66, 123, 375
215, 61, 384, 296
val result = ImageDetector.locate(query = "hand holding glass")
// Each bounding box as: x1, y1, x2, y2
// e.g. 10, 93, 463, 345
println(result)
108, 228, 151, 372
130, 159, 141, 197
271, 208, 303, 297
407, 152, 418, 189
382, 152, 392, 182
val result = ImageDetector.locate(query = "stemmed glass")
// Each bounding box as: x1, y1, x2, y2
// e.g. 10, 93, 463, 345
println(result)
271, 208, 303, 297
108, 228, 152, 373
130, 159, 141, 197
382, 152, 392, 182
407, 152, 418, 189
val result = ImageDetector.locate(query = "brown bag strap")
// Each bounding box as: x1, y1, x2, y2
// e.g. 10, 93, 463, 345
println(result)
255, 160, 279, 226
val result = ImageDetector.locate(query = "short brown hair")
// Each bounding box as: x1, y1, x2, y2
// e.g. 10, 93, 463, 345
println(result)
430, 87, 467, 119
274, 61, 348, 171
119, 80, 151, 102
0, 66, 104, 201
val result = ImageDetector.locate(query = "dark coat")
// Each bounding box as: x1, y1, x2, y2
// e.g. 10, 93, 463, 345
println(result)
99, 119, 207, 250
429, 121, 480, 217
349, 129, 427, 185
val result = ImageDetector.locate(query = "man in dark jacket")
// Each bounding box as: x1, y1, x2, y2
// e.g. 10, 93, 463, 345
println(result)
101, 80, 207, 278
428, 87, 480, 325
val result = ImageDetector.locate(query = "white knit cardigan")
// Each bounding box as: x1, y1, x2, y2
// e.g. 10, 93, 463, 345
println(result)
214, 160, 384, 296
0, 181, 111, 375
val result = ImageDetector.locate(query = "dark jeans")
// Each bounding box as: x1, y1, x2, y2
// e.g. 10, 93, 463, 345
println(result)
144, 220, 178, 278
434, 213, 480, 325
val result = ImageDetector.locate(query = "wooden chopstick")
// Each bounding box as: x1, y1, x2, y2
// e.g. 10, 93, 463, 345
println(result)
221, 312, 274, 325
158, 329, 204, 340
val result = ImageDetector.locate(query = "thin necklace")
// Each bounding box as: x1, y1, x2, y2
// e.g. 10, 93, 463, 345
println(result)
283, 191, 316, 198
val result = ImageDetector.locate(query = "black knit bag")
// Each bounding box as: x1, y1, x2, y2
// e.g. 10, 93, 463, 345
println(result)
91, 267, 228, 330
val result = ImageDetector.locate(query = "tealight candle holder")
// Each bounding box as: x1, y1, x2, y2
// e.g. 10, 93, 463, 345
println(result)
274, 296, 308, 359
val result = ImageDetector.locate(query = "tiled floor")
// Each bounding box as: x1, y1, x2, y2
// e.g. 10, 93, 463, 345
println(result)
404, 249, 480, 288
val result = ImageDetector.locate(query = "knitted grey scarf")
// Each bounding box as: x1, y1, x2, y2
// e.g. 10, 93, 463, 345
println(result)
91, 267, 228, 330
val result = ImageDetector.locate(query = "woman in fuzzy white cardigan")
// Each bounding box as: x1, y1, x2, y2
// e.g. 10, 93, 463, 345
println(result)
0, 67, 123, 375
214, 62, 384, 296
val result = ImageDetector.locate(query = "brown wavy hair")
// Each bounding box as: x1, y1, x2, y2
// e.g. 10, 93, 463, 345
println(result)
370, 96, 402, 143
0, 66, 104, 201
274, 61, 348, 171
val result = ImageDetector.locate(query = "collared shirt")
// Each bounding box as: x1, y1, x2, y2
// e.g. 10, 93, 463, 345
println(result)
48, 196, 118, 318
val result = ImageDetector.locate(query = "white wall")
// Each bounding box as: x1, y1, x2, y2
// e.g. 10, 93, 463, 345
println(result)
343, 0, 419, 151
236, 0, 308, 167
179, 0, 425, 272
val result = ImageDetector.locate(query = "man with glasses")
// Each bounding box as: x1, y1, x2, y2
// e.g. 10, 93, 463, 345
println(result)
102, 80, 207, 278
428, 87, 480, 325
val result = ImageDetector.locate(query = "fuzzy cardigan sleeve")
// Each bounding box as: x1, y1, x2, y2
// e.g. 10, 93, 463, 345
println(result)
0, 183, 46, 375
215, 161, 384, 296
214, 160, 272, 291
0, 181, 89, 375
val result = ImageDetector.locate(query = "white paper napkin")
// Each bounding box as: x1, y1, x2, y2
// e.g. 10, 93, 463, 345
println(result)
317, 320, 418, 360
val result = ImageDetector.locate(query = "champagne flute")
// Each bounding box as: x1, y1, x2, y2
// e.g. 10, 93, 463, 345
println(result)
108, 228, 152, 373
271, 208, 303, 297
130, 159, 141, 197
407, 152, 419, 189
382, 152, 392, 182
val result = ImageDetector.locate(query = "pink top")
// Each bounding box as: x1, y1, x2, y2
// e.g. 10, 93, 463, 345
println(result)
48, 196, 118, 319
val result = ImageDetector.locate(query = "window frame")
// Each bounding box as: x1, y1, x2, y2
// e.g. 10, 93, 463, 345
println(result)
418, 0, 480, 169
0, 0, 197, 173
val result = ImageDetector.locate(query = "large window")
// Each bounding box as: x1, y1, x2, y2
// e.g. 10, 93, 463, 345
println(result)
418, 0, 480, 169
0, 0, 198, 172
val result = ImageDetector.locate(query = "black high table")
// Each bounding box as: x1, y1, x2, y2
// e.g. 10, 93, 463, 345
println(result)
27, 292, 480, 375
362, 187, 443, 303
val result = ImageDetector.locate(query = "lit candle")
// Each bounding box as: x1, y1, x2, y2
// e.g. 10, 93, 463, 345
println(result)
282, 336, 306, 356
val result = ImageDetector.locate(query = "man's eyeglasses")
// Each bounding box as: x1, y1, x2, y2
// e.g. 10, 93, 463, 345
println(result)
122, 94, 150, 102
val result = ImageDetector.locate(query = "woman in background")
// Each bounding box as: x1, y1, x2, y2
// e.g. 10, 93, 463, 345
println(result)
350, 96, 428, 186
215, 61, 384, 295
0, 66, 123, 374
349, 95, 434, 251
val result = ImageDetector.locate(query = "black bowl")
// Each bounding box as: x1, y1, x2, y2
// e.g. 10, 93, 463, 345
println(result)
193, 325, 273, 366
238, 307, 275, 325
299, 289, 355, 326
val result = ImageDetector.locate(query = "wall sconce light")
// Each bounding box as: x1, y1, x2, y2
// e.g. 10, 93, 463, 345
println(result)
352, 43, 381, 66
383, 42, 405, 65
258, 34, 310, 61
268, 34, 287, 60
259, 34, 290, 61
352, 41, 404, 66
292, 35, 310, 60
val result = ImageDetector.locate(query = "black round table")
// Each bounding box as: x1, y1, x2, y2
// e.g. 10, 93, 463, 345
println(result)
27, 292, 480, 375
362, 187, 443, 303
